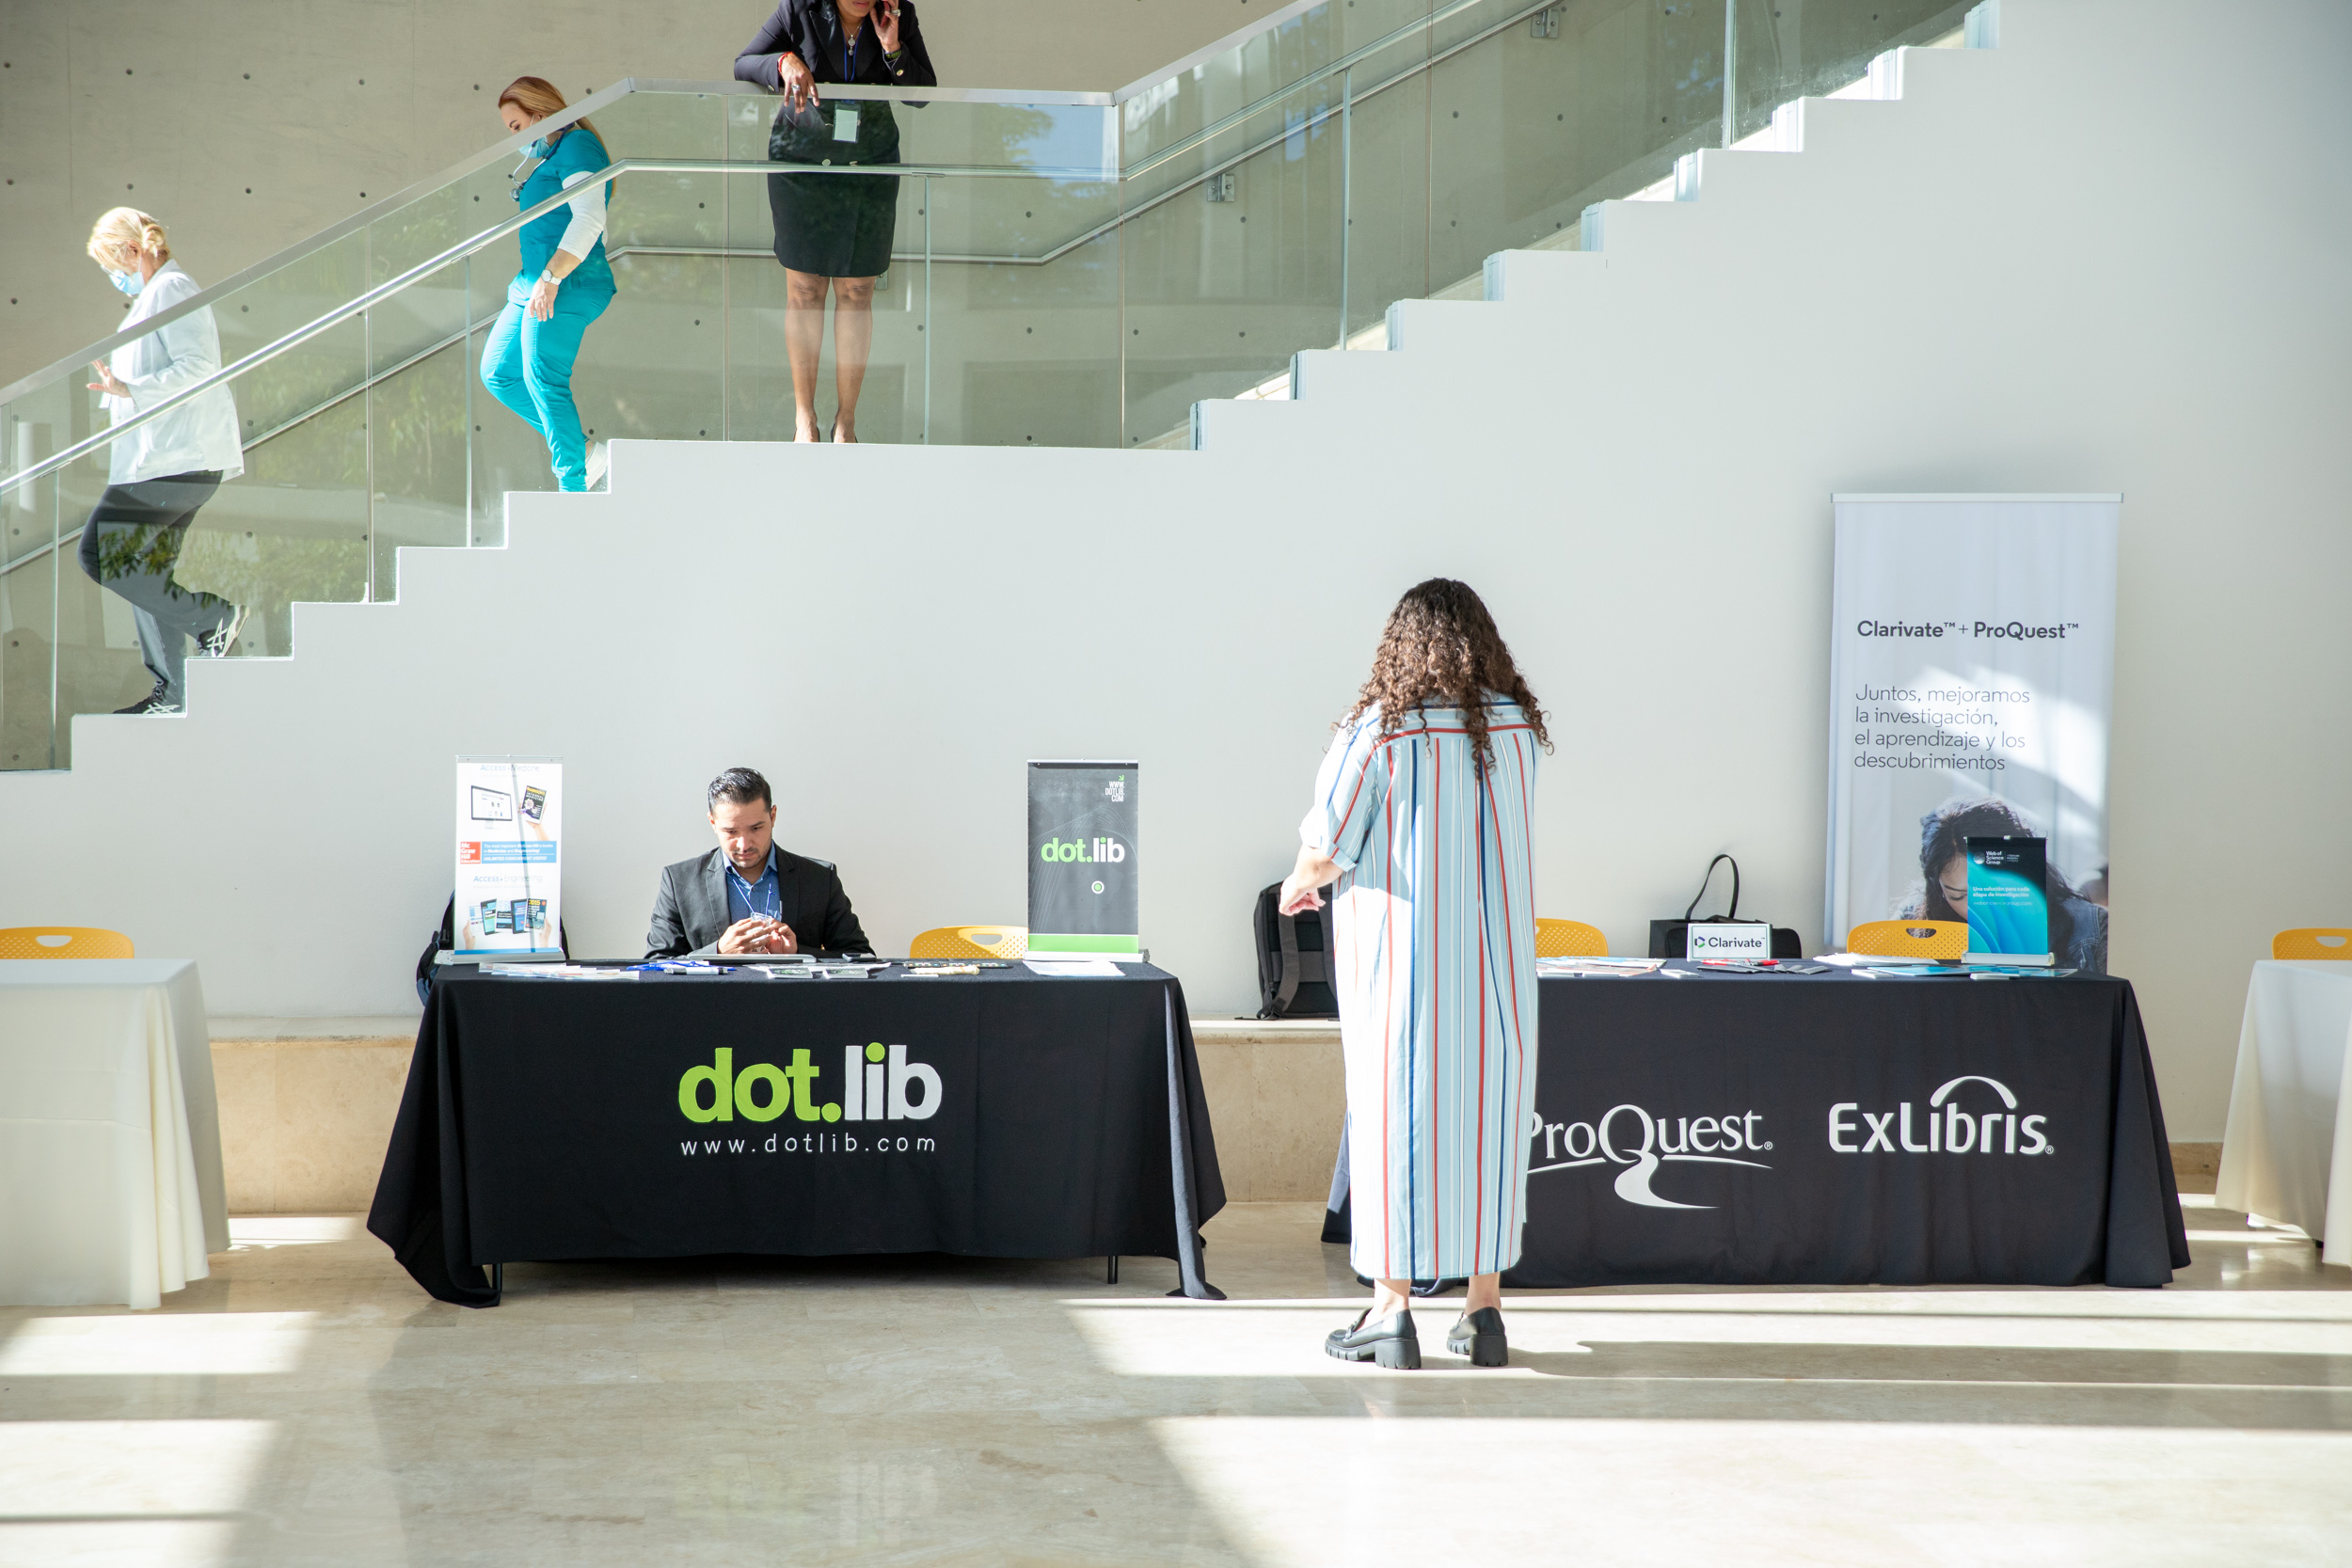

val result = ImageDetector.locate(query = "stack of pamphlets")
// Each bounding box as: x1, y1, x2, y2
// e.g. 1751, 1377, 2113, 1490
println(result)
483, 964, 638, 979
1534, 957, 1662, 977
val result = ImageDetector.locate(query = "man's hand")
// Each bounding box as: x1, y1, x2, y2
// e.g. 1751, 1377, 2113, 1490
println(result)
87, 359, 128, 399
718, 917, 800, 955
1276, 876, 1325, 916
778, 51, 818, 110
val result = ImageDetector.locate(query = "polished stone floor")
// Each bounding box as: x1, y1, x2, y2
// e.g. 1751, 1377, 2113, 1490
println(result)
3, 1196, 2348, 1567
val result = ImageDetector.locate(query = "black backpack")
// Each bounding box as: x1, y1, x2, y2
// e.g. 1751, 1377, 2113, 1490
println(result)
1253, 882, 1340, 1020
415, 895, 571, 1005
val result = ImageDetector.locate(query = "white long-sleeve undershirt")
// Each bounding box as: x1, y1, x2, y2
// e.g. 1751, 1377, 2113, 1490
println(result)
553, 169, 607, 267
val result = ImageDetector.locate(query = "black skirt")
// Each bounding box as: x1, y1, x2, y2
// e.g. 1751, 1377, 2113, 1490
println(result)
767, 166, 898, 277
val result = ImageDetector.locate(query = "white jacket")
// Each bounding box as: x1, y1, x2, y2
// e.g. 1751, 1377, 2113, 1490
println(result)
101, 262, 245, 485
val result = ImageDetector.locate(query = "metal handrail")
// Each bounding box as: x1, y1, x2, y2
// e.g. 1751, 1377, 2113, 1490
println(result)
0, 78, 1116, 412
1116, 0, 1489, 182
0, 0, 1525, 422
0, 154, 1126, 506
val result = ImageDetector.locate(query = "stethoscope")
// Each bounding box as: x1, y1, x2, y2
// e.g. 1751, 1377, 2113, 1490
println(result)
507, 132, 560, 200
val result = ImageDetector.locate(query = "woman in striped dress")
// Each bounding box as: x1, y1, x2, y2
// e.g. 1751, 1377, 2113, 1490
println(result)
1279, 579, 1548, 1370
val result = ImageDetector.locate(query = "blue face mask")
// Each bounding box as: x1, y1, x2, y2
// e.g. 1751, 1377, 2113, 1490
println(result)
109, 268, 143, 296
526, 135, 551, 160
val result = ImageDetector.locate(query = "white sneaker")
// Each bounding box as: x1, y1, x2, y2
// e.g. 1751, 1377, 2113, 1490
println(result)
585, 441, 610, 491
196, 604, 247, 658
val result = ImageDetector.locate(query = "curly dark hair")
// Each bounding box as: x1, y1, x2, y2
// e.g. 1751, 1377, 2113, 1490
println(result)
1341, 578, 1550, 764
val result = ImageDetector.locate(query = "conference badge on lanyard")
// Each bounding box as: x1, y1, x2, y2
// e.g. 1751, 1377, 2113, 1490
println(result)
833, 31, 860, 142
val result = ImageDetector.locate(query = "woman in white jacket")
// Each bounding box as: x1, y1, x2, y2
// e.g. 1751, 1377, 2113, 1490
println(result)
79, 208, 247, 716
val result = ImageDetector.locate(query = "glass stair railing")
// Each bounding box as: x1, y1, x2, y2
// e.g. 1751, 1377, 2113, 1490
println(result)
0, 0, 1974, 769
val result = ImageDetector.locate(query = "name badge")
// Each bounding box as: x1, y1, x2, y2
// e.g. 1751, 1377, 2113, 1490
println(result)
1687, 922, 1772, 959
834, 105, 860, 142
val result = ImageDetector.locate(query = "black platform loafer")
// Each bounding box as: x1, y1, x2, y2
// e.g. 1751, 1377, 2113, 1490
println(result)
1446, 1307, 1507, 1367
1325, 1308, 1421, 1369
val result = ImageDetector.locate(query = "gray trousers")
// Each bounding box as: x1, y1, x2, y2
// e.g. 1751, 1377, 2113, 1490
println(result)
76, 470, 235, 703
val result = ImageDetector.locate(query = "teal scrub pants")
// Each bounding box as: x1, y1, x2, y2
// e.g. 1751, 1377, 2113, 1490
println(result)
481, 276, 613, 492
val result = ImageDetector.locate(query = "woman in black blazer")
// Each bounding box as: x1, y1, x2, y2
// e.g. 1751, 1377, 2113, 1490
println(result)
735, 0, 938, 443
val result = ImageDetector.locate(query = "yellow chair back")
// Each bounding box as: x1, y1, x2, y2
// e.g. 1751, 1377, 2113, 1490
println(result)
2274, 928, 2352, 959
1846, 919, 1965, 961
1535, 918, 1608, 958
0, 926, 135, 959
908, 925, 1028, 960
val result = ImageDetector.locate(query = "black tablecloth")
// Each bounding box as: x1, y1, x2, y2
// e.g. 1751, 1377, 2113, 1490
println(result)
1327, 969, 2190, 1289
368, 965, 1225, 1306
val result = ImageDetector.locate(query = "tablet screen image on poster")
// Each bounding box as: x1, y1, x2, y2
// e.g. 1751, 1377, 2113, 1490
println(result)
1965, 835, 2053, 966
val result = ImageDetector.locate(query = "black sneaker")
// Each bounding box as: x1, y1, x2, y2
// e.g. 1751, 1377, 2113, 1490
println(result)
195, 605, 247, 658
114, 680, 183, 716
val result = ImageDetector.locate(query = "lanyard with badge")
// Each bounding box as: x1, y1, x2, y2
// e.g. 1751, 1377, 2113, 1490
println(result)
830, 22, 861, 147
729, 862, 782, 923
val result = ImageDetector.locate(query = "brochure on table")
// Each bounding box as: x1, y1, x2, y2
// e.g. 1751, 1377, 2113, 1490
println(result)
1964, 834, 2053, 965
1026, 761, 1139, 959
455, 755, 562, 959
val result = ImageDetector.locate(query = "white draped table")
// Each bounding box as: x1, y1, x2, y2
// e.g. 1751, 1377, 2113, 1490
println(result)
0, 960, 230, 1308
2217, 959, 2352, 1268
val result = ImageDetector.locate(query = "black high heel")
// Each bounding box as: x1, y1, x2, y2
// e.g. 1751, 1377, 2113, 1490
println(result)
1447, 1307, 1507, 1367
1326, 1308, 1421, 1369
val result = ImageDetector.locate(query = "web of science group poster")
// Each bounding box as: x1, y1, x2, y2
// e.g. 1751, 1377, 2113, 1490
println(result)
1824, 496, 2117, 972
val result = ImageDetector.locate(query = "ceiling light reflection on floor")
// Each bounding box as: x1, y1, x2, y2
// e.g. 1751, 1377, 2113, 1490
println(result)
1148, 1416, 2352, 1563
0, 1311, 317, 1376
226, 1215, 366, 1248
0, 1418, 274, 1520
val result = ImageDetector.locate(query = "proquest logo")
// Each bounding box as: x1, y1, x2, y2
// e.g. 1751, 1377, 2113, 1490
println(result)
1528, 1103, 1772, 1210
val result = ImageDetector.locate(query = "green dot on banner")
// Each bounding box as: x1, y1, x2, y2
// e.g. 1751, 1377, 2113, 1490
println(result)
866, 1041, 886, 1062
822, 1102, 842, 1123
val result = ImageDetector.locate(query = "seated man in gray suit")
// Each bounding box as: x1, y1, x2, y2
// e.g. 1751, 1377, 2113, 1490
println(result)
645, 767, 873, 958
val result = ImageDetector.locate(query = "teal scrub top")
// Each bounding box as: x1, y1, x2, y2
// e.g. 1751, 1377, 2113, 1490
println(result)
516, 127, 616, 291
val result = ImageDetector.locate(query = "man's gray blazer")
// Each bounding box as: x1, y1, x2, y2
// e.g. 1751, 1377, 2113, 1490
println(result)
644, 847, 873, 958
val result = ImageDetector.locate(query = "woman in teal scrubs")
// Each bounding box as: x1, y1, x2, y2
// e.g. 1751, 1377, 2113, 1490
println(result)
482, 77, 616, 491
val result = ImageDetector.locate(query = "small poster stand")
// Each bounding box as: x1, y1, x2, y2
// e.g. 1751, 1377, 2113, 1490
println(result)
1026, 761, 1140, 960
1963, 834, 2054, 967
454, 755, 564, 961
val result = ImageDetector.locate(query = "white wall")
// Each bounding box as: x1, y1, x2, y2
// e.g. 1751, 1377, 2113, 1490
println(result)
3, 0, 2347, 1140
0, 0, 1255, 384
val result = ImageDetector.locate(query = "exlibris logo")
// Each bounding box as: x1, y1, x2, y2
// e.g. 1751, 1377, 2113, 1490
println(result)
1828, 1075, 2052, 1156
1527, 1104, 1772, 1210
674, 1042, 943, 1158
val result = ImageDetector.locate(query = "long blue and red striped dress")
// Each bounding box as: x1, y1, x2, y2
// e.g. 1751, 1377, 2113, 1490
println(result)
1302, 697, 1539, 1281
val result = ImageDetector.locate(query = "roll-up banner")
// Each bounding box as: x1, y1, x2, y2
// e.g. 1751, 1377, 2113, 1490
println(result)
455, 755, 563, 959
1026, 761, 1139, 958
1824, 496, 2117, 972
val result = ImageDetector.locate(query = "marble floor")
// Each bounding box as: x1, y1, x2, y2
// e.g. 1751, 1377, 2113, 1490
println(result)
3, 1197, 2348, 1568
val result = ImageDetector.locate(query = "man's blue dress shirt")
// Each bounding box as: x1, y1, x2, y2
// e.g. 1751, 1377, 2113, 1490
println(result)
725, 847, 782, 925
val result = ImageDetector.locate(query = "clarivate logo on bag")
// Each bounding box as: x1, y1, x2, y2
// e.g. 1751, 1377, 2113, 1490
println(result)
1827, 1075, 2052, 1156
673, 1042, 943, 1159
1527, 1104, 1772, 1210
